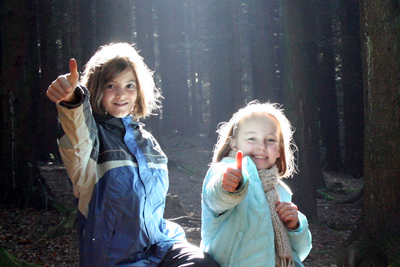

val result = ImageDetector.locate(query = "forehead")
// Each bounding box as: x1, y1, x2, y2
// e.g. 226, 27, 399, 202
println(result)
115, 67, 137, 80
237, 113, 280, 133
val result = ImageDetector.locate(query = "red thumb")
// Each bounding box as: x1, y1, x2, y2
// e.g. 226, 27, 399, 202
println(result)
236, 150, 243, 171
68, 58, 79, 87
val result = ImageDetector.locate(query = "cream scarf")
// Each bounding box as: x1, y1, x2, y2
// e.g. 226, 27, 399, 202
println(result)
229, 151, 294, 267
258, 165, 294, 267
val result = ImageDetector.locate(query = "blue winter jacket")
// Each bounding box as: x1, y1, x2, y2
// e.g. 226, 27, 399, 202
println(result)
201, 156, 312, 267
57, 86, 186, 266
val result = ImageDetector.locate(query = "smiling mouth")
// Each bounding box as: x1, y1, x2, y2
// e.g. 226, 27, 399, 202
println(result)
253, 155, 267, 159
114, 102, 129, 106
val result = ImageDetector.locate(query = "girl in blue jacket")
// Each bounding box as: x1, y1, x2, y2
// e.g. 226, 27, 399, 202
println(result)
201, 101, 312, 267
46, 43, 220, 267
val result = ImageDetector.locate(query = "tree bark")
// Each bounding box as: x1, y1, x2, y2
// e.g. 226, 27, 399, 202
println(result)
281, 0, 320, 219
135, 0, 162, 140
317, 0, 343, 172
0, 0, 50, 208
156, 0, 192, 135
206, 0, 242, 138
79, 0, 97, 64
36, 0, 60, 161
340, 0, 364, 178
248, 0, 281, 103
338, 1, 400, 265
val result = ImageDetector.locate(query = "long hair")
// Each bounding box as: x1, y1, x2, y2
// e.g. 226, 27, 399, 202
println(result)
80, 43, 161, 120
212, 100, 297, 178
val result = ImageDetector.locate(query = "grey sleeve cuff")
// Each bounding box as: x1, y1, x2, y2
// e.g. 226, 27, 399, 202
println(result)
59, 86, 85, 108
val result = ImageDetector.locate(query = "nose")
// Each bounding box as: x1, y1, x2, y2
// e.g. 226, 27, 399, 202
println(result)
257, 142, 266, 150
115, 86, 126, 97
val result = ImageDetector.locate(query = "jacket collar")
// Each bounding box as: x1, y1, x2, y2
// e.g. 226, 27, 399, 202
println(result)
94, 113, 141, 129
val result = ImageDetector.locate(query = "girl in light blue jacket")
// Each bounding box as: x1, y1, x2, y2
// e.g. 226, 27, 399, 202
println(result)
201, 101, 312, 267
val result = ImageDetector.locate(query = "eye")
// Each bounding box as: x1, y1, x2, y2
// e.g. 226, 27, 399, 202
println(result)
247, 137, 256, 142
126, 83, 136, 90
105, 84, 115, 90
267, 138, 277, 143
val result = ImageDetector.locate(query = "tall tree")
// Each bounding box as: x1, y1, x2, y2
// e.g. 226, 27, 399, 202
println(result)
317, 0, 343, 172
96, 0, 113, 46
135, 0, 156, 70
185, 0, 206, 132
206, 0, 243, 137
280, 0, 321, 219
0, 0, 49, 208
248, 0, 281, 103
155, 0, 192, 135
109, 0, 134, 43
338, 0, 400, 265
134, 0, 162, 139
56, 0, 81, 72
36, 0, 60, 160
79, 0, 97, 65
339, 0, 364, 178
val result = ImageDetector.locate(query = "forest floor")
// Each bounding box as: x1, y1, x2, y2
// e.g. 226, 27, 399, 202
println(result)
0, 133, 363, 267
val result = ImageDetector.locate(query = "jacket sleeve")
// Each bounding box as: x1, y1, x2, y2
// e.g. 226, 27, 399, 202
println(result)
277, 181, 312, 262
287, 211, 312, 261
202, 158, 249, 215
56, 86, 99, 217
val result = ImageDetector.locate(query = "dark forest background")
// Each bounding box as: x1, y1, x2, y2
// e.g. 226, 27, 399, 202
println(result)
1, 0, 399, 266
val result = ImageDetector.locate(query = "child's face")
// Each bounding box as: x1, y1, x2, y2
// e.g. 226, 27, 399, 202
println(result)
101, 68, 137, 118
232, 113, 281, 170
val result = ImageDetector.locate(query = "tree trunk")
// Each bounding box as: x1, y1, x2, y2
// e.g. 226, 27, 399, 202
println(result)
185, 0, 204, 133
135, 0, 162, 140
280, 0, 320, 219
110, 0, 134, 43
79, 0, 97, 64
156, 0, 192, 136
0, 0, 50, 208
340, 0, 364, 178
338, 1, 400, 265
96, 0, 112, 46
317, 0, 343, 173
135, 0, 156, 71
206, 0, 242, 138
248, 0, 281, 103
36, 0, 60, 161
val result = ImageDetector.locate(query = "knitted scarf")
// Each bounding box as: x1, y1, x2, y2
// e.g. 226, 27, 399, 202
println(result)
258, 165, 294, 267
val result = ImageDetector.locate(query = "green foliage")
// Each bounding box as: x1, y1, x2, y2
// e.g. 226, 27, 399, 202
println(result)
0, 246, 40, 267
317, 189, 336, 201
47, 209, 77, 237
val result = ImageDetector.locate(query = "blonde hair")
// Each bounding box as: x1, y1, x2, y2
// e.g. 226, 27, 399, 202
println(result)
80, 43, 161, 120
212, 100, 297, 178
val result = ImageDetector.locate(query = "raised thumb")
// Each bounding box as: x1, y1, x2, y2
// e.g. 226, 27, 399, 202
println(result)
236, 150, 243, 171
68, 58, 79, 87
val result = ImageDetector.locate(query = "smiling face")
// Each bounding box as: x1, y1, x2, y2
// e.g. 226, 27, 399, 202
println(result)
101, 67, 138, 118
231, 113, 281, 170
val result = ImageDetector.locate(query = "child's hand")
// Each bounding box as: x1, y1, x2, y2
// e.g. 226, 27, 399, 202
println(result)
276, 201, 299, 229
46, 58, 79, 103
222, 151, 243, 192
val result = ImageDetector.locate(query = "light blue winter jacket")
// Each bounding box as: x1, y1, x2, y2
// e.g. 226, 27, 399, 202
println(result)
201, 156, 312, 267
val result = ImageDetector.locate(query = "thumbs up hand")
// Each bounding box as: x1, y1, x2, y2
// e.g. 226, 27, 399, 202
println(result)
222, 151, 243, 192
46, 58, 79, 103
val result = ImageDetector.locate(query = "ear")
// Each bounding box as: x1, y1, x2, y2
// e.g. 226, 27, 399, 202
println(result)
277, 142, 282, 158
229, 138, 237, 151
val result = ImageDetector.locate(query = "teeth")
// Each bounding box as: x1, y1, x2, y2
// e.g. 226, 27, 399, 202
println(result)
254, 156, 266, 159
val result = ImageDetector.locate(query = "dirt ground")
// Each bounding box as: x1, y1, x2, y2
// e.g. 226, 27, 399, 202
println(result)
0, 134, 363, 267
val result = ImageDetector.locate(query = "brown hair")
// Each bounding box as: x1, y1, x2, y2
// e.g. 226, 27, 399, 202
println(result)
80, 43, 161, 120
